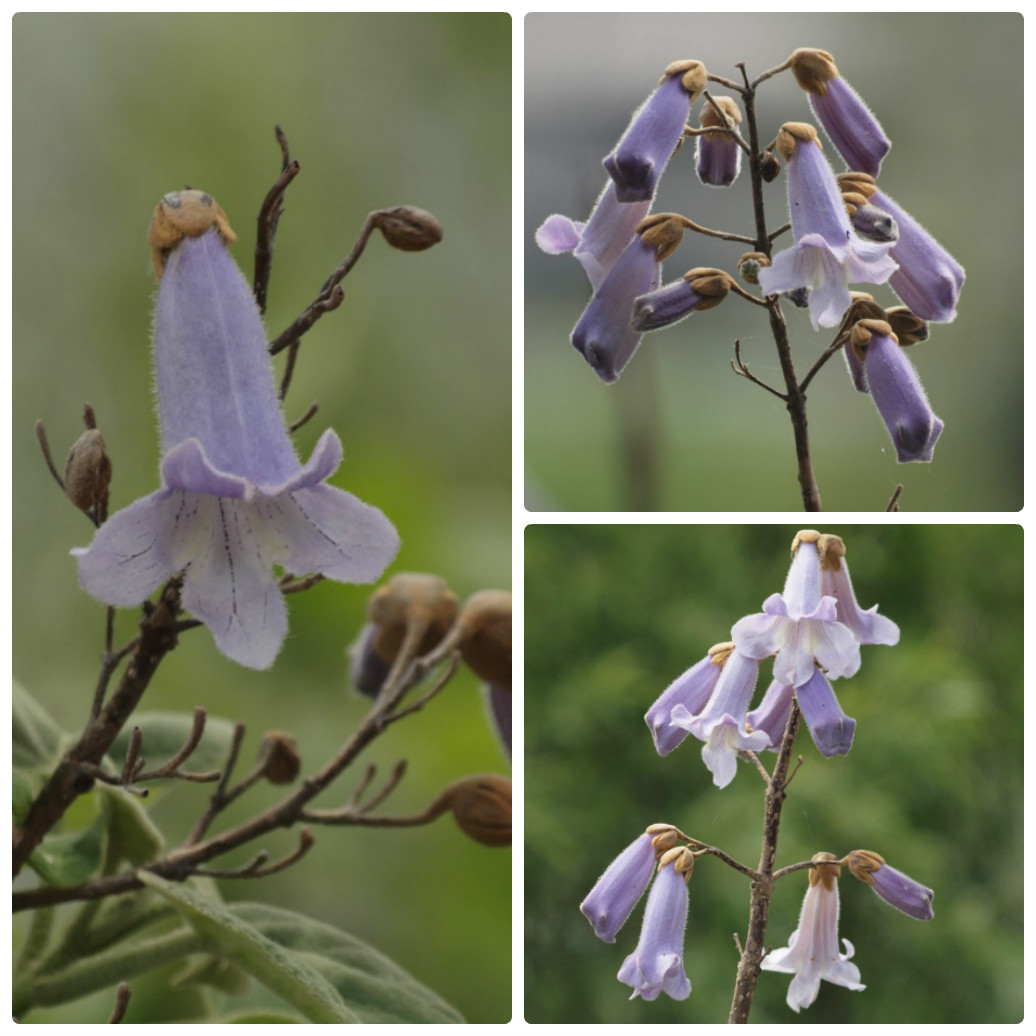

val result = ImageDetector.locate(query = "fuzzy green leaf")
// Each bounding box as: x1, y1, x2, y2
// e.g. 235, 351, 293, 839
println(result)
28, 818, 104, 887
13, 680, 64, 770
97, 784, 166, 865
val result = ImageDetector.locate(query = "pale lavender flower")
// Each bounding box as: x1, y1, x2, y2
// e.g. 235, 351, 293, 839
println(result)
75, 221, 398, 669
670, 648, 770, 788
746, 678, 794, 750
795, 665, 856, 758
847, 851, 935, 921
732, 535, 860, 689
570, 232, 661, 383
696, 96, 742, 187
604, 67, 699, 203
868, 188, 965, 323
617, 857, 692, 1001
863, 328, 944, 462
761, 855, 865, 1012
821, 556, 900, 646
536, 180, 651, 293
757, 124, 896, 330
645, 650, 725, 756
581, 833, 658, 943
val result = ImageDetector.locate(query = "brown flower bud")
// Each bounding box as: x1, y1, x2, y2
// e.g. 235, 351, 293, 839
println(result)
372, 206, 443, 252
683, 267, 732, 312
444, 775, 511, 847
816, 533, 846, 572
885, 306, 929, 346
789, 47, 839, 96
636, 213, 685, 262
148, 190, 236, 279
367, 573, 459, 662
775, 122, 820, 161
849, 318, 897, 362
662, 59, 708, 103
65, 428, 112, 514
455, 590, 511, 689
257, 731, 301, 785
760, 151, 782, 183
846, 849, 885, 883
737, 252, 770, 286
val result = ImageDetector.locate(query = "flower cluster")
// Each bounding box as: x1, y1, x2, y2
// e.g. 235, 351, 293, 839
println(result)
536, 47, 963, 465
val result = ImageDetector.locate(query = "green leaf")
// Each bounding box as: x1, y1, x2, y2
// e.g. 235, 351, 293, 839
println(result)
137, 874, 359, 1023
28, 817, 104, 887
171, 954, 252, 995
233, 903, 465, 1024
13, 680, 64, 769
13, 769, 37, 824
97, 784, 165, 865
224, 1011, 301, 1023
109, 711, 236, 775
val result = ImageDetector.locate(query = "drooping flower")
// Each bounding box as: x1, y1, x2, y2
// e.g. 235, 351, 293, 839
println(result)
761, 852, 865, 1012
846, 850, 935, 921
817, 538, 900, 646
645, 645, 727, 756
580, 832, 659, 943
789, 48, 891, 177
75, 191, 399, 669
757, 123, 897, 330
617, 850, 693, 1001
536, 180, 651, 293
795, 665, 856, 758
631, 268, 732, 333
695, 96, 743, 187
670, 647, 771, 788
850, 319, 943, 462
746, 678, 795, 749
732, 530, 860, 689
604, 61, 706, 203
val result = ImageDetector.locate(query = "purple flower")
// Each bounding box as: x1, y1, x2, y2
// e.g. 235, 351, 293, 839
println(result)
536, 180, 651, 293
847, 851, 934, 921
604, 63, 704, 203
761, 853, 865, 1012
645, 647, 726, 756
485, 683, 511, 759
570, 231, 661, 383
732, 532, 860, 689
868, 188, 965, 323
580, 833, 658, 943
632, 268, 732, 333
670, 648, 770, 788
790, 48, 891, 177
854, 323, 943, 462
746, 678, 795, 749
795, 665, 856, 758
820, 552, 900, 646
696, 96, 742, 187
757, 124, 897, 330
617, 855, 692, 1001
75, 207, 398, 669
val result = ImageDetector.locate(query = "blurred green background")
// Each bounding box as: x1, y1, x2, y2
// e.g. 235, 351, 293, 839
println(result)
13, 13, 510, 1023
525, 524, 1022, 1022
526, 14, 1022, 511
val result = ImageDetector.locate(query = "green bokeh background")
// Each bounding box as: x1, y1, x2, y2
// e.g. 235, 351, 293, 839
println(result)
526, 13, 1023, 511
13, 13, 511, 1023
525, 524, 1022, 1022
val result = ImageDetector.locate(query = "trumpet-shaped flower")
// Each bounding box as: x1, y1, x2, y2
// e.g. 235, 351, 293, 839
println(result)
617, 857, 692, 1001
580, 833, 658, 943
846, 850, 935, 921
746, 678, 794, 749
732, 534, 860, 689
820, 554, 900, 646
670, 648, 770, 787
795, 665, 856, 758
761, 854, 865, 1012
536, 180, 651, 293
757, 124, 896, 329
645, 649, 725, 756
696, 96, 742, 188
75, 207, 398, 669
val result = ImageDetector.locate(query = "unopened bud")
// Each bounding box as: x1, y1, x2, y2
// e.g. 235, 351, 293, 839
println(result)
372, 206, 443, 252
662, 59, 708, 103
683, 267, 732, 312
845, 849, 885, 882
65, 429, 112, 513
760, 151, 782, 182
367, 573, 459, 662
444, 775, 511, 847
454, 590, 511, 689
257, 731, 301, 785
789, 47, 839, 96
637, 213, 685, 262
737, 252, 770, 285
149, 189, 236, 279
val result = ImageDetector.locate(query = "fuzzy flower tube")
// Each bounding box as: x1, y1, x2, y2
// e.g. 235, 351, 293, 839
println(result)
74, 190, 399, 669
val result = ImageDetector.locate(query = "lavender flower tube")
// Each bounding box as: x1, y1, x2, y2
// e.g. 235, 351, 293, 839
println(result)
847, 850, 935, 920
74, 191, 399, 669
645, 648, 726, 756
580, 832, 658, 943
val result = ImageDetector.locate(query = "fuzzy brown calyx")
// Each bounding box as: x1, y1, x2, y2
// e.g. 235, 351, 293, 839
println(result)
886, 306, 929, 346
776, 122, 821, 161
659, 845, 695, 882
707, 641, 736, 667
849, 318, 897, 363
683, 267, 732, 311
368, 573, 460, 663
817, 534, 846, 572
789, 47, 839, 96
662, 59, 708, 103
737, 252, 771, 286
372, 206, 443, 252
637, 212, 685, 262
65, 428, 112, 514
845, 849, 885, 883
149, 189, 236, 279
649, 826, 679, 854
809, 850, 842, 890
442, 775, 511, 847
792, 529, 821, 553
257, 731, 301, 785
701, 96, 742, 138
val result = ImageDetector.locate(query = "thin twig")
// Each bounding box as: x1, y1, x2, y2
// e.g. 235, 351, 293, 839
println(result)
731, 339, 787, 400
799, 339, 844, 393
707, 72, 745, 93
701, 89, 753, 156
108, 982, 131, 1024
673, 213, 756, 246
383, 652, 460, 726
253, 126, 300, 314
289, 401, 320, 433
184, 722, 246, 846
357, 760, 408, 814
692, 844, 761, 881
751, 59, 792, 89
886, 484, 904, 512
768, 222, 792, 243
741, 749, 771, 784
190, 830, 315, 880
34, 420, 66, 492
279, 572, 326, 595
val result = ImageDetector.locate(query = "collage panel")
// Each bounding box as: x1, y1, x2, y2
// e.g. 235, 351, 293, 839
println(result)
526, 13, 1022, 511
525, 524, 1022, 1022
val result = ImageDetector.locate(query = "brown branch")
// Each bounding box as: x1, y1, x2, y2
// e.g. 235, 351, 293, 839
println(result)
731, 339, 787, 401
34, 419, 67, 493
288, 400, 320, 433
253, 126, 300, 315
886, 483, 904, 512
279, 572, 326, 595
672, 213, 756, 246
108, 982, 131, 1024
701, 89, 753, 156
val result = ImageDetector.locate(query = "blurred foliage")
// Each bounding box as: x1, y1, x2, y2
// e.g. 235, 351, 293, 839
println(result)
526, 13, 1022, 511
524, 525, 1022, 1022
13, 12, 510, 1023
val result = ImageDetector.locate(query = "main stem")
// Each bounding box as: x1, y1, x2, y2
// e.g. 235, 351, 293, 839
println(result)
727, 701, 802, 1023
739, 67, 822, 511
